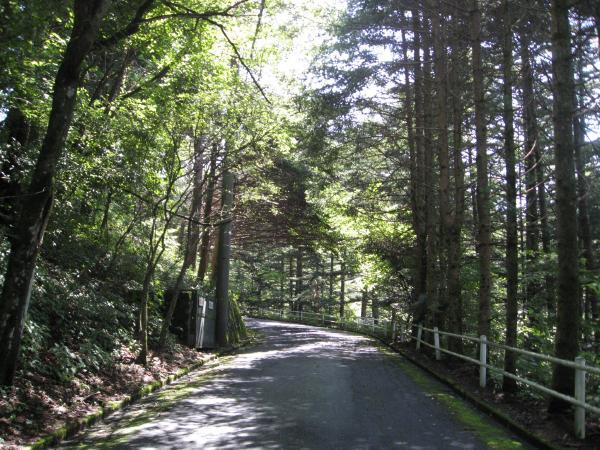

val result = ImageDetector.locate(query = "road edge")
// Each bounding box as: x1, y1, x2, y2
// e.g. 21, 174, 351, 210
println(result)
378, 343, 562, 450
27, 335, 260, 450
249, 315, 560, 450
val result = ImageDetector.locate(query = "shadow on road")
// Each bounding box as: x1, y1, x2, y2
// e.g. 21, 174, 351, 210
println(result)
63, 319, 511, 449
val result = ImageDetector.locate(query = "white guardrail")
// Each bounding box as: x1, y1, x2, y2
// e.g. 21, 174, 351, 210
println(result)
413, 324, 599, 440
250, 307, 599, 439
252, 308, 396, 339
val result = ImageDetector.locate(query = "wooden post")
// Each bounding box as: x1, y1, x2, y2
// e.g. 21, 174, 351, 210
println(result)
574, 356, 586, 439
416, 324, 423, 350
434, 327, 441, 360
479, 335, 487, 388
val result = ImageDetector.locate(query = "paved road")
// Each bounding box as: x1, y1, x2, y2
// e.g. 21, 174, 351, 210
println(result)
63, 319, 527, 449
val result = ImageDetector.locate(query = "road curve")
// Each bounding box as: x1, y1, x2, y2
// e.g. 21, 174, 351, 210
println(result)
63, 319, 526, 449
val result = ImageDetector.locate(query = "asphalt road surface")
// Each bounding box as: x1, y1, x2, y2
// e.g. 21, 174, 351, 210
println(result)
63, 319, 527, 449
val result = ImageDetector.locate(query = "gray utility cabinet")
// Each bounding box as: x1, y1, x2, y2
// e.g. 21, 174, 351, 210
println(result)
165, 290, 216, 349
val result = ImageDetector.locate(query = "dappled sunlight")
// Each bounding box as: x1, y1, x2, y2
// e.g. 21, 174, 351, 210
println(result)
59, 319, 503, 449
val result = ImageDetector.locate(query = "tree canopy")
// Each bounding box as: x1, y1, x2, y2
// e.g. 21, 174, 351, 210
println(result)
0, 0, 599, 445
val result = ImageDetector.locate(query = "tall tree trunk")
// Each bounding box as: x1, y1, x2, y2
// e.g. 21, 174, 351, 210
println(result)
423, 14, 438, 327
548, 0, 581, 414
470, 0, 492, 339
372, 296, 379, 325
0, 107, 31, 222
103, 47, 135, 114
468, 145, 478, 232
339, 256, 346, 318
328, 252, 334, 314
536, 149, 554, 317
289, 252, 295, 310
502, 0, 519, 393
280, 255, 285, 310
197, 143, 218, 283
573, 40, 598, 346
295, 248, 303, 311
215, 172, 234, 348
411, 7, 428, 301
520, 22, 541, 329
138, 254, 162, 366
0, 0, 109, 386
447, 2, 466, 354
158, 137, 204, 348
99, 188, 112, 240
431, 0, 449, 327
402, 21, 416, 254
361, 290, 367, 318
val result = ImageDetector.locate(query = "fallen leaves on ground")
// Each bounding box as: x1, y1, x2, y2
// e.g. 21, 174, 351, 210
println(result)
0, 345, 207, 449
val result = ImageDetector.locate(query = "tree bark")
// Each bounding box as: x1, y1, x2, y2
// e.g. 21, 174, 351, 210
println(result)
447, 1, 466, 354
158, 137, 205, 348
361, 290, 367, 318
289, 252, 295, 310
411, 7, 428, 302
520, 21, 541, 327
548, 0, 581, 414
423, 13, 438, 326
295, 248, 303, 311
339, 255, 346, 318
470, 0, 492, 339
215, 172, 234, 348
197, 143, 218, 283
280, 255, 285, 310
0, 0, 109, 386
138, 248, 162, 366
573, 39, 598, 346
501, 0, 519, 393
431, 0, 449, 327
372, 296, 379, 325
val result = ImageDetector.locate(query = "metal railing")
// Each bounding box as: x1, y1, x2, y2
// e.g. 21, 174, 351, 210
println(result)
413, 324, 600, 439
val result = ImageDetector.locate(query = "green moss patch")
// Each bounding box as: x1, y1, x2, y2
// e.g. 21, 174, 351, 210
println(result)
373, 342, 524, 449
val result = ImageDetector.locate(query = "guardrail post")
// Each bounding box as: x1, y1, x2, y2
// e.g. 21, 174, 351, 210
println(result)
300, 310, 303, 321
434, 327, 441, 360
322, 313, 325, 325
416, 324, 423, 350
479, 335, 487, 388
574, 356, 586, 439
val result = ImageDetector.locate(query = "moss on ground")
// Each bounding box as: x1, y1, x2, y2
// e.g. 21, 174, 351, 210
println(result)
374, 342, 524, 449
57, 358, 235, 449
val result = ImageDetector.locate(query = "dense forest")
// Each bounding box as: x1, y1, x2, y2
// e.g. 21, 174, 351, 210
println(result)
0, 0, 599, 446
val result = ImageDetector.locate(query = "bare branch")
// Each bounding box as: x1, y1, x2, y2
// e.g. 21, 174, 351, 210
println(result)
120, 64, 172, 100
207, 19, 271, 104
96, 0, 157, 49
250, 0, 266, 58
